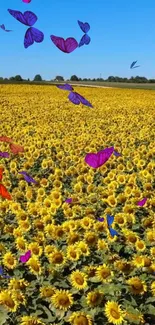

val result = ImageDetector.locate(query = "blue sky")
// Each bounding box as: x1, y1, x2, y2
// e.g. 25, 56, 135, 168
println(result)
0, 0, 155, 80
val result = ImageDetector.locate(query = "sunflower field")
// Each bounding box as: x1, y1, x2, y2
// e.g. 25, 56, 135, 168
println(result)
0, 84, 155, 325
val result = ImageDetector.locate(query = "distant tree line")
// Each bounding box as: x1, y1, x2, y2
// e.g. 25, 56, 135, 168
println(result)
1, 74, 155, 83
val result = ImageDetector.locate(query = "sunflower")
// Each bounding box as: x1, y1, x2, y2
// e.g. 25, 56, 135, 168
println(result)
3, 252, 17, 269
105, 301, 125, 325
132, 255, 144, 268
77, 241, 90, 256
0, 290, 18, 312
80, 217, 94, 229
51, 289, 73, 311
68, 312, 93, 325
40, 286, 56, 298
151, 281, 155, 296
86, 290, 103, 307
67, 245, 81, 261
84, 265, 97, 278
135, 240, 146, 252
53, 225, 65, 240
127, 277, 147, 295
12, 290, 26, 306
107, 195, 117, 207
67, 232, 80, 245
28, 242, 43, 257
70, 270, 88, 290
84, 231, 98, 246
48, 250, 66, 266
8, 279, 29, 290
96, 264, 112, 282
97, 239, 108, 251
27, 257, 42, 275
20, 316, 45, 325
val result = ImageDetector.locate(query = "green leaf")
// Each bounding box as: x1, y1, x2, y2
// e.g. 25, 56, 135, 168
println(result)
147, 304, 155, 315
0, 306, 9, 325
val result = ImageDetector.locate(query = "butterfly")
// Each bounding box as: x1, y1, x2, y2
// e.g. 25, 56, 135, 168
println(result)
137, 197, 147, 207
130, 61, 140, 69
0, 184, 12, 200
19, 171, 38, 184
78, 20, 91, 47
107, 214, 118, 237
0, 24, 12, 32
20, 250, 31, 263
85, 147, 114, 168
0, 168, 4, 181
22, 0, 31, 3
50, 35, 78, 53
0, 152, 10, 158
9, 143, 24, 154
113, 150, 121, 157
97, 217, 104, 222
57, 84, 93, 108
0, 136, 13, 143
65, 198, 73, 204
8, 9, 44, 48
0, 266, 11, 279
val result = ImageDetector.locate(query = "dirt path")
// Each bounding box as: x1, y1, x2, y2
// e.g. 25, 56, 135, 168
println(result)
70, 83, 113, 88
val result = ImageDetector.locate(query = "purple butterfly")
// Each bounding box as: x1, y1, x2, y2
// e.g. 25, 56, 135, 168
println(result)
0, 152, 10, 158
65, 198, 73, 204
130, 61, 140, 69
79, 34, 91, 47
85, 147, 114, 168
113, 150, 121, 157
19, 171, 38, 184
78, 20, 90, 34
98, 217, 104, 222
0, 24, 12, 32
8, 9, 37, 26
24, 27, 44, 48
137, 198, 147, 207
68, 92, 93, 108
57, 84, 74, 91
57, 84, 93, 108
0, 266, 11, 278
20, 250, 31, 263
50, 35, 78, 53
107, 214, 118, 237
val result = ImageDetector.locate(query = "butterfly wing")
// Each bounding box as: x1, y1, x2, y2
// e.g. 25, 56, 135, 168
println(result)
0, 136, 13, 143
0, 168, 4, 181
22, 0, 31, 3
79, 35, 86, 47
79, 34, 90, 47
19, 171, 37, 184
109, 227, 118, 237
24, 27, 44, 48
20, 250, 31, 263
132, 65, 140, 69
68, 92, 81, 105
98, 147, 114, 167
0, 24, 5, 30
0, 152, 10, 158
75, 92, 93, 108
130, 60, 137, 69
77, 20, 90, 33
85, 153, 99, 168
65, 198, 72, 203
8, 9, 27, 25
23, 11, 37, 26
107, 214, 114, 227
0, 184, 12, 200
50, 35, 78, 53
10, 143, 24, 154
57, 84, 74, 91
113, 150, 121, 157
137, 198, 147, 206
98, 217, 104, 222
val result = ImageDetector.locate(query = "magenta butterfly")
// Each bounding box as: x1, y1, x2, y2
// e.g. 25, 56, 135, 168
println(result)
137, 198, 147, 207
50, 35, 78, 53
85, 147, 114, 168
65, 198, 73, 204
8, 9, 44, 48
0, 24, 12, 32
20, 250, 31, 263
22, 0, 31, 3
56, 84, 93, 108
78, 20, 91, 47
0, 152, 10, 158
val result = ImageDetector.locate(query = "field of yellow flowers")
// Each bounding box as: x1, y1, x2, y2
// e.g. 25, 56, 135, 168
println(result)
0, 84, 155, 325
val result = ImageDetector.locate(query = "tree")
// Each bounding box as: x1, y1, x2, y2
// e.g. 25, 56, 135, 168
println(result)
14, 75, 23, 81
33, 74, 42, 81
0, 77, 3, 81
54, 76, 64, 81
9, 76, 15, 81
70, 75, 79, 81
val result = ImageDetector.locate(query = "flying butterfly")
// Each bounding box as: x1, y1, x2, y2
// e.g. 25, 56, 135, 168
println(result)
9, 143, 24, 154
22, 0, 31, 3
57, 83, 93, 108
20, 250, 31, 263
78, 20, 91, 47
0, 266, 11, 278
19, 171, 38, 184
50, 35, 78, 53
85, 147, 114, 168
107, 214, 118, 237
0, 184, 12, 200
0, 152, 10, 158
130, 61, 140, 69
8, 9, 44, 48
0, 136, 13, 143
0, 24, 12, 32
137, 197, 147, 207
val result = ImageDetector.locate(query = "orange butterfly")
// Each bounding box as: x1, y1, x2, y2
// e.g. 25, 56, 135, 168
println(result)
0, 136, 13, 143
0, 168, 4, 181
9, 143, 24, 154
0, 184, 12, 200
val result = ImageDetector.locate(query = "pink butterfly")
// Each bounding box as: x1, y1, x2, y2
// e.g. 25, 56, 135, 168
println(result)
20, 250, 31, 263
50, 35, 78, 53
85, 147, 114, 168
137, 198, 147, 207
22, 0, 31, 2
65, 198, 72, 204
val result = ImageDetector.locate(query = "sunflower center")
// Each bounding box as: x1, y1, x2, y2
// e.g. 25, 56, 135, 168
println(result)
75, 315, 89, 325
4, 297, 15, 308
75, 275, 84, 285
59, 296, 70, 306
111, 308, 120, 319
133, 282, 143, 290
53, 253, 63, 263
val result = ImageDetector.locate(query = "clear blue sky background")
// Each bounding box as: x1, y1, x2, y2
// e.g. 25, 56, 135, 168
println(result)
0, 0, 155, 80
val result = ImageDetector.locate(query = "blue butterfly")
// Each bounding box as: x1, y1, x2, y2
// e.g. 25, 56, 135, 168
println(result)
78, 20, 91, 47
0, 266, 11, 279
130, 61, 140, 69
107, 214, 118, 237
